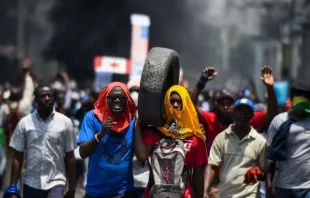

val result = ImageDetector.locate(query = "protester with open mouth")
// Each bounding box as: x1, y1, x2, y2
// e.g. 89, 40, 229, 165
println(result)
77, 82, 136, 198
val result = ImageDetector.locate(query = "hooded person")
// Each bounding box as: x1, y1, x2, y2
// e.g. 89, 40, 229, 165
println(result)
134, 85, 208, 198
77, 82, 137, 198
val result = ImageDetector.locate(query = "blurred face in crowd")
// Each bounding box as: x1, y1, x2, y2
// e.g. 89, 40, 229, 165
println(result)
35, 86, 55, 110
3, 82, 10, 90
215, 97, 235, 125
10, 86, 23, 102
170, 92, 182, 111
108, 86, 127, 116
55, 91, 65, 107
233, 105, 254, 126
217, 98, 235, 115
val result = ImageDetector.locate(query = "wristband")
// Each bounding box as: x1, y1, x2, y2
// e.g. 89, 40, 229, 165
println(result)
94, 133, 101, 143
196, 80, 206, 90
4, 185, 20, 198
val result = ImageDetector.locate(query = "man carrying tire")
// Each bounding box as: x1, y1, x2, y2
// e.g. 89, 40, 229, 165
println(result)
134, 85, 208, 198
77, 82, 137, 198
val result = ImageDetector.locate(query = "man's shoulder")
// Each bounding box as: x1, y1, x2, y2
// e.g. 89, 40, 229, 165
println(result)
83, 111, 97, 121
20, 113, 34, 123
274, 112, 289, 120
270, 112, 289, 127
54, 111, 72, 123
200, 110, 216, 118
250, 128, 267, 144
213, 128, 228, 142
199, 110, 217, 124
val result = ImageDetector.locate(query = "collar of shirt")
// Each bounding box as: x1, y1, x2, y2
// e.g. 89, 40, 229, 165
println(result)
225, 124, 257, 140
35, 108, 56, 122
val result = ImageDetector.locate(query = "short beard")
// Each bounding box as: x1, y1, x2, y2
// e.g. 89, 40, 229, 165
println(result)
217, 113, 233, 126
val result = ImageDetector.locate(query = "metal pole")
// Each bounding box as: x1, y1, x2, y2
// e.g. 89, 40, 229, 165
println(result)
289, 0, 297, 80
16, 0, 25, 67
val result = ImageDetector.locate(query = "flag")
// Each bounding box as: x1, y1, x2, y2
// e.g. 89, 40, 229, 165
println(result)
94, 56, 131, 74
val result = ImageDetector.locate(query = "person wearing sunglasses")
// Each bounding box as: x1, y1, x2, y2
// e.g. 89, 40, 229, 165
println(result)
77, 82, 136, 198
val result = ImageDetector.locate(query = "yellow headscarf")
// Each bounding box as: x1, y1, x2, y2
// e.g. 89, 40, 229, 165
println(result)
156, 85, 206, 140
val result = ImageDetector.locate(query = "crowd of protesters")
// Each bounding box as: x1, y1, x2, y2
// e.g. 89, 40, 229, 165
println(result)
0, 58, 309, 198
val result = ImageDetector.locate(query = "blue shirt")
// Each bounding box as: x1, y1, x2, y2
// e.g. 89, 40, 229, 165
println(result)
77, 111, 135, 196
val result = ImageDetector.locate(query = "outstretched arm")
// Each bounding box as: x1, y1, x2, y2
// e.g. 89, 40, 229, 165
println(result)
191, 67, 217, 106
133, 113, 152, 162
260, 65, 278, 125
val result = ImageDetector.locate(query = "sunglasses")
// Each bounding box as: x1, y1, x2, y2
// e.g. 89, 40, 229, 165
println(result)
170, 99, 182, 104
108, 95, 127, 101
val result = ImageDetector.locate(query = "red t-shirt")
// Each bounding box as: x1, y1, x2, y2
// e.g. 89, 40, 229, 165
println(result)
200, 110, 265, 149
143, 128, 208, 198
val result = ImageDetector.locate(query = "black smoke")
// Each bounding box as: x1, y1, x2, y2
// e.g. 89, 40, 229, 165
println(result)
1, 0, 260, 92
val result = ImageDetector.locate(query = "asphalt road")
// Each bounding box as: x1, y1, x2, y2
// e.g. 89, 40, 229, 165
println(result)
0, 186, 86, 198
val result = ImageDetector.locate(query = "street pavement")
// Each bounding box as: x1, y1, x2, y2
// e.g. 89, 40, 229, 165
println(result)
0, 186, 85, 198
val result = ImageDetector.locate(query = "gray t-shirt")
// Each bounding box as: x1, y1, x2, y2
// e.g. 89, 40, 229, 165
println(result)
267, 112, 310, 189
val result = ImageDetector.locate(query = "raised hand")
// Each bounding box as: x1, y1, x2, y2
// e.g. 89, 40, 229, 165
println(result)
261, 65, 274, 88
201, 67, 217, 82
101, 117, 117, 133
197, 67, 218, 90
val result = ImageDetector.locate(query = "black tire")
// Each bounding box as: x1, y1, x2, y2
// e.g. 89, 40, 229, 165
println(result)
138, 47, 180, 126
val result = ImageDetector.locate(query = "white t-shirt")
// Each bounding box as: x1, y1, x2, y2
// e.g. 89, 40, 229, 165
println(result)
267, 112, 310, 189
132, 155, 149, 188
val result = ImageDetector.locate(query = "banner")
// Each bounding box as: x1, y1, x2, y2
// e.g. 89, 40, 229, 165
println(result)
130, 14, 151, 80
274, 81, 289, 106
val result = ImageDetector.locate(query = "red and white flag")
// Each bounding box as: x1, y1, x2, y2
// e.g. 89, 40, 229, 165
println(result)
93, 56, 131, 75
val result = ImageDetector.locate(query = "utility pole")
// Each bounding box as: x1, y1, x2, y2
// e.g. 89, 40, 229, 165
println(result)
287, 0, 304, 80
16, 0, 27, 67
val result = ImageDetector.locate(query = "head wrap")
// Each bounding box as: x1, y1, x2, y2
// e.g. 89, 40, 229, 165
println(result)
156, 85, 205, 140
93, 82, 136, 133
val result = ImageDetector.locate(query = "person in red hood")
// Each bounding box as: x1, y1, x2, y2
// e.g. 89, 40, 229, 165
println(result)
77, 82, 137, 198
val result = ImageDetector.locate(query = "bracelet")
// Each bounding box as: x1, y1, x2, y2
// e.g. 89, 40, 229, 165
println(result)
94, 133, 101, 143
196, 81, 206, 90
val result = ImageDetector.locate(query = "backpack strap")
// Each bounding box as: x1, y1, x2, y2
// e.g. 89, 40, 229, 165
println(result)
267, 119, 295, 161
